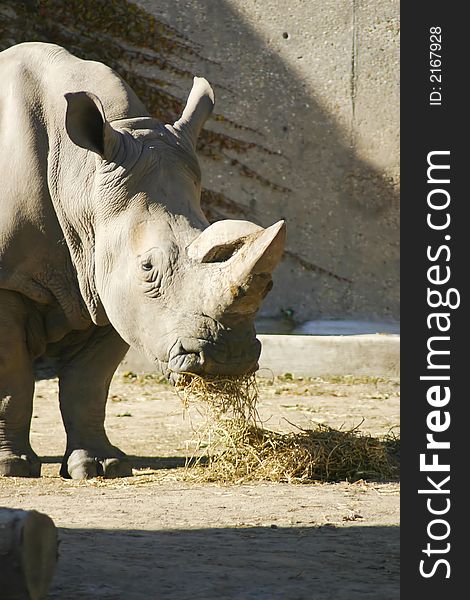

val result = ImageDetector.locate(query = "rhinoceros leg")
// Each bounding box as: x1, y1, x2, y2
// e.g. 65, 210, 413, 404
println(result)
58, 325, 131, 479
0, 290, 41, 477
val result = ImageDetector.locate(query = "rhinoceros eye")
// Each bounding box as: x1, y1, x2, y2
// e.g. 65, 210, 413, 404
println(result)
139, 256, 162, 295
141, 261, 153, 272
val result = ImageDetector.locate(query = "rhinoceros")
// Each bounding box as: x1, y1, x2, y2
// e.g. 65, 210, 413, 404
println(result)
0, 42, 285, 479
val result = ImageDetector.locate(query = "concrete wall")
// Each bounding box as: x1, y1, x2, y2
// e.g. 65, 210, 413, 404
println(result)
0, 0, 399, 323
121, 334, 400, 378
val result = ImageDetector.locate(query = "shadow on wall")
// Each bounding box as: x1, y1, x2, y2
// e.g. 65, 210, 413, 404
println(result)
50, 525, 400, 598
0, 0, 399, 320
0, 0, 285, 219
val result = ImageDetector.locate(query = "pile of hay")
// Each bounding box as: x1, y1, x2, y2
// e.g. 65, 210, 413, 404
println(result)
175, 373, 399, 484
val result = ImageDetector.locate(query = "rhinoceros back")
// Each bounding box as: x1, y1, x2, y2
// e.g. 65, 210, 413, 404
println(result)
0, 42, 148, 123
0, 42, 148, 343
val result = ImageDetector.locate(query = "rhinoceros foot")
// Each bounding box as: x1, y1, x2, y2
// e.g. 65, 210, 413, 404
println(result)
61, 448, 132, 479
0, 452, 42, 477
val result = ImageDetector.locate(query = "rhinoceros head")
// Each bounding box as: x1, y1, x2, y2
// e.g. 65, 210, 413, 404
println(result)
64, 78, 285, 379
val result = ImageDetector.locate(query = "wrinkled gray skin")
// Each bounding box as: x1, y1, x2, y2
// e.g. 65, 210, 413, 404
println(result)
0, 43, 285, 479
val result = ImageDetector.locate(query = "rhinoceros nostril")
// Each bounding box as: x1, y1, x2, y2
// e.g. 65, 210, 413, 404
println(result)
198, 350, 206, 366
262, 280, 274, 297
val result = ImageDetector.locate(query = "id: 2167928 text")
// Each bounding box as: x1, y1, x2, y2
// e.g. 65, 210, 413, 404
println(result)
429, 27, 442, 107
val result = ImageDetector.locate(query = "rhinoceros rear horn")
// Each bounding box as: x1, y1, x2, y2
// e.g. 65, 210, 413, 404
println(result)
228, 220, 286, 280
173, 77, 215, 149
223, 220, 286, 320
188, 219, 286, 321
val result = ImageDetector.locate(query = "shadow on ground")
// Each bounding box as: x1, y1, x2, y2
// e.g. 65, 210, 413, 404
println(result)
41, 455, 188, 470
49, 525, 399, 599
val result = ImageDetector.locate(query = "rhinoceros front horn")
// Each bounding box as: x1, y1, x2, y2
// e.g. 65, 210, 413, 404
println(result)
187, 220, 286, 322
173, 77, 215, 149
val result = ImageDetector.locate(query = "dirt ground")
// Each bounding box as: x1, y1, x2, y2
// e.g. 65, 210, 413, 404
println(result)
0, 372, 400, 599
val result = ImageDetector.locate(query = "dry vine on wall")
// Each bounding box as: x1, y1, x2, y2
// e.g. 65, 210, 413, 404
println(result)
0, 0, 287, 223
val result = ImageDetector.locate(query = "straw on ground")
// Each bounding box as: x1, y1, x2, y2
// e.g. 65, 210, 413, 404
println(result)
175, 373, 399, 484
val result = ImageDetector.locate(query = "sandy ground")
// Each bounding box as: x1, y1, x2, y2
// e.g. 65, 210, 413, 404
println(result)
0, 372, 400, 599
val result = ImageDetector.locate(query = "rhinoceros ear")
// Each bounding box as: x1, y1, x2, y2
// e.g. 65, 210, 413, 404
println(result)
64, 91, 116, 159
173, 77, 214, 149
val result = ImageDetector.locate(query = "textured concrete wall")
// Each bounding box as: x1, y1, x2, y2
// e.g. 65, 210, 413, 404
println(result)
134, 0, 400, 322
0, 0, 399, 323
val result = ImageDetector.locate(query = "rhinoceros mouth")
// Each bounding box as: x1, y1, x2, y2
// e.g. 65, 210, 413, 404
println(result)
166, 337, 260, 381
167, 350, 205, 374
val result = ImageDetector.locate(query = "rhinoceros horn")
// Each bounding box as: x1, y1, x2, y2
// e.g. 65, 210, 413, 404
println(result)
173, 77, 215, 149
187, 220, 286, 322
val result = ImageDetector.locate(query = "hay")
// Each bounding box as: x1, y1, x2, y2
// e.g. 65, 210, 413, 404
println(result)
175, 373, 399, 484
